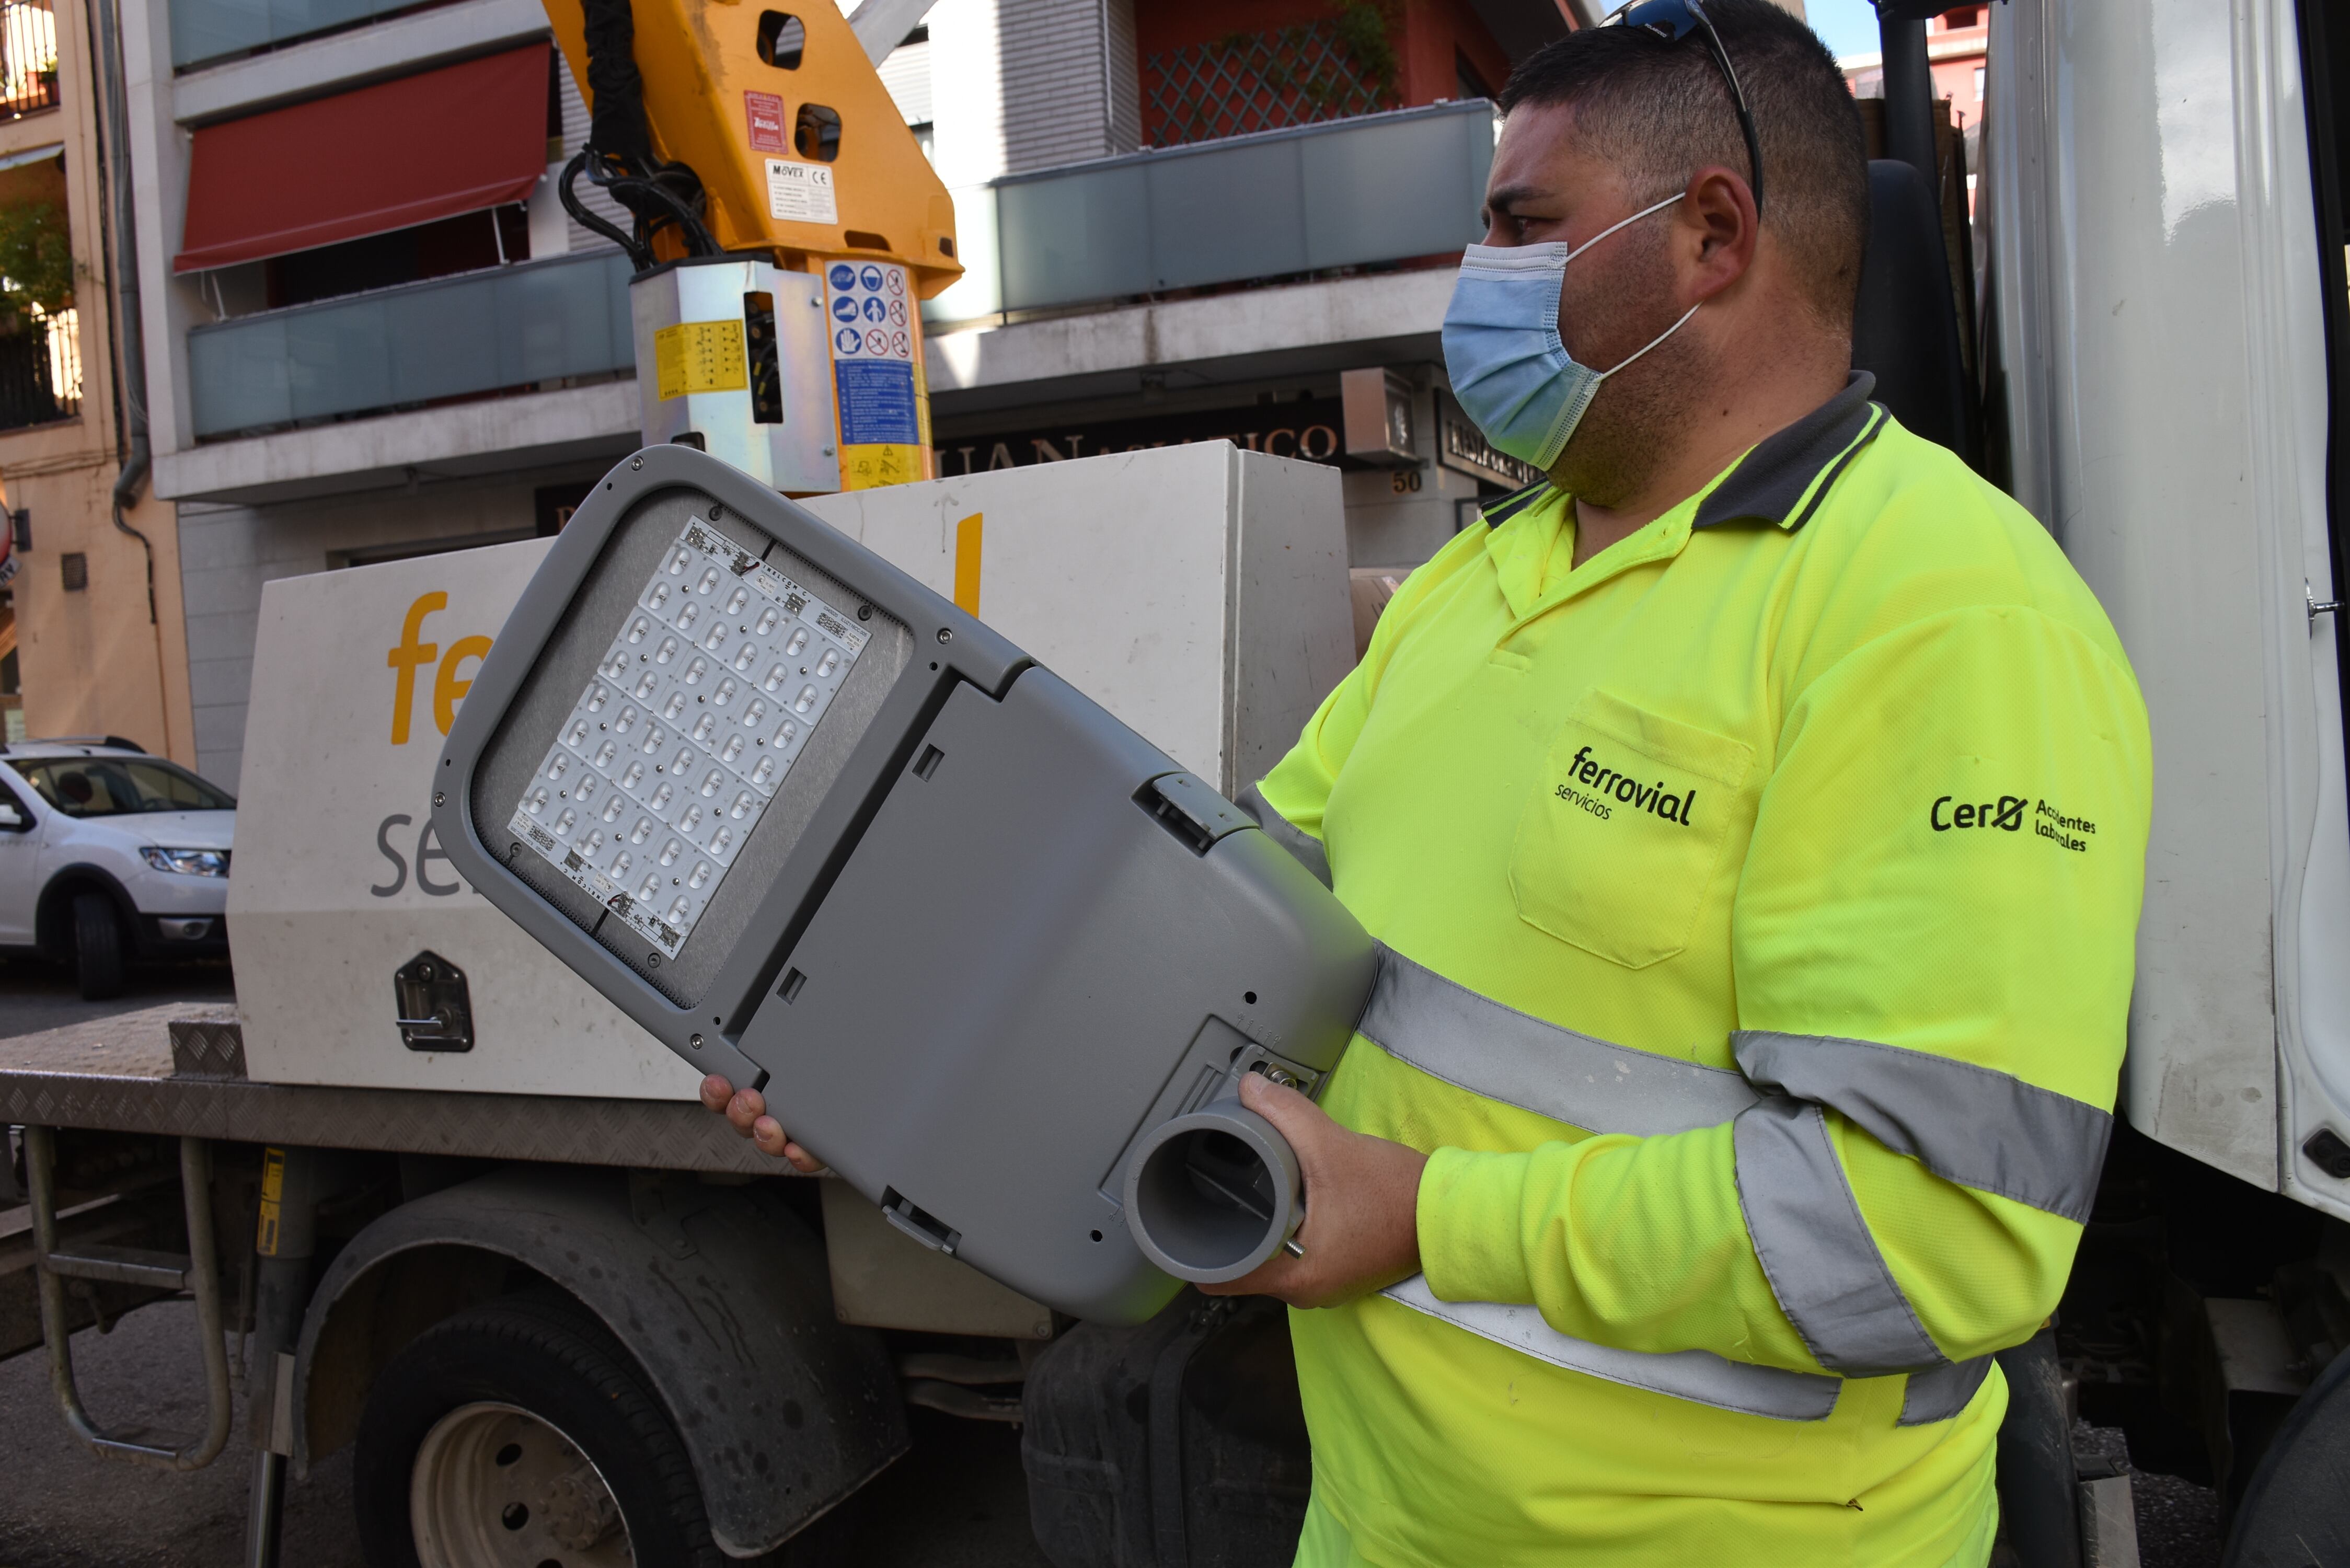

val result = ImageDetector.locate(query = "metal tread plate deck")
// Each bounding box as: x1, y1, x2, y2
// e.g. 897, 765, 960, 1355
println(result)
0, 1066, 781, 1173
0, 1005, 774, 1172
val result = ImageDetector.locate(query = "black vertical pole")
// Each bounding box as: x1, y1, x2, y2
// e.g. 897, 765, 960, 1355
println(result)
1878, 8, 1940, 193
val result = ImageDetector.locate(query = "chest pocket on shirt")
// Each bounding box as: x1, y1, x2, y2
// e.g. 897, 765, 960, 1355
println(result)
1510, 688, 1754, 969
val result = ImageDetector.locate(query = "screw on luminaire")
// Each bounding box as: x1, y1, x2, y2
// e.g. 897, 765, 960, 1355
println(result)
937, 628, 952, 643
631, 456, 644, 470
711, 504, 725, 521
433, 791, 445, 806
690, 1033, 703, 1049
857, 605, 872, 621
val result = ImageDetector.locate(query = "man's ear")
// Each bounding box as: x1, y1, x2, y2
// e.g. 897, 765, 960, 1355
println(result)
1682, 164, 1760, 302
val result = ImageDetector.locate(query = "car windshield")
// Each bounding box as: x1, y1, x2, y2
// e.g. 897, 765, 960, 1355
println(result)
9, 757, 236, 818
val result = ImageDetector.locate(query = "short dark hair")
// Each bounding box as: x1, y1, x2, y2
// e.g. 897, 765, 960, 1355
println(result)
1499, 0, 1869, 324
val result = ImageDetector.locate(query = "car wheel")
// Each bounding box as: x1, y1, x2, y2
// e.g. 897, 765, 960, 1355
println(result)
71, 892, 126, 1001
353, 1292, 727, 1568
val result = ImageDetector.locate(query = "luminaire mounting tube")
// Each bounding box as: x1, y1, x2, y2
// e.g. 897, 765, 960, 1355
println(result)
433, 445, 1378, 1322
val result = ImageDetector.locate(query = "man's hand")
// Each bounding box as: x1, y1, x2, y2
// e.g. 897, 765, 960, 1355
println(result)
1200, 1071, 1429, 1309
697, 1074, 825, 1173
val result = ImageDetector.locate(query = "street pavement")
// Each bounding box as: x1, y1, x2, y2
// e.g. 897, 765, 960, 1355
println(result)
0, 955, 233, 1041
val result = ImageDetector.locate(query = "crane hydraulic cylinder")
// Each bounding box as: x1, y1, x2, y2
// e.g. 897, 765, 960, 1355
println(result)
432, 445, 1376, 1321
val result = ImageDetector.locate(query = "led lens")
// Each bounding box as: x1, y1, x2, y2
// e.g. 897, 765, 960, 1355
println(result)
509, 520, 870, 955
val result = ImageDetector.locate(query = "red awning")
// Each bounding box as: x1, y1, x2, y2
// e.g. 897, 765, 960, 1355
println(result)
177, 42, 551, 273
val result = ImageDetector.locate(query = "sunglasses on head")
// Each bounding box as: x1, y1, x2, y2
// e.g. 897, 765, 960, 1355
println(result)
1603, 0, 1766, 215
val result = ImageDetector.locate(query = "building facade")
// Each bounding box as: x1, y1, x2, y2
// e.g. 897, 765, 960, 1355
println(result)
0, 0, 193, 760
119, 0, 1573, 787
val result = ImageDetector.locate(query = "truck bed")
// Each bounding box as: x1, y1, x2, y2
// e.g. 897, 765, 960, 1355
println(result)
0, 1005, 775, 1174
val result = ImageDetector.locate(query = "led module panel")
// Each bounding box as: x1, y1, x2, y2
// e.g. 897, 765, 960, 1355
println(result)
508, 520, 870, 956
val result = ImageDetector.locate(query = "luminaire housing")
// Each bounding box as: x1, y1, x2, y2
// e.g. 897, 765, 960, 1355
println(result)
432, 446, 1377, 1321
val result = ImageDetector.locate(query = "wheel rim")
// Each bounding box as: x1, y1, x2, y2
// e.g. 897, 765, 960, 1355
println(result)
410, 1400, 636, 1568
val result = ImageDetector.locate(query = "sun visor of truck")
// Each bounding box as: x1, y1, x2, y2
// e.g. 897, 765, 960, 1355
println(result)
175, 42, 551, 273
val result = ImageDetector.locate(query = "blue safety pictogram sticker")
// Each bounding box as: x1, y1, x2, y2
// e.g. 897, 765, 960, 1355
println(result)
860, 265, 884, 291
829, 263, 857, 290
836, 359, 918, 444
834, 326, 862, 355
831, 293, 859, 322
861, 296, 887, 322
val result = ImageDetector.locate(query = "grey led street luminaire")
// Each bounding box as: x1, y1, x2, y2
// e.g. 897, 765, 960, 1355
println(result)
432, 446, 1377, 1321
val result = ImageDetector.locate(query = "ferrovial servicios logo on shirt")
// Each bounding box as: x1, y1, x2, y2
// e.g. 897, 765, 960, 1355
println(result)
374, 591, 497, 898
1552, 742, 1701, 826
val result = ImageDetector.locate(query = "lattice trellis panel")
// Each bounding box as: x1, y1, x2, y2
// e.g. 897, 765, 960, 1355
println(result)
1143, 22, 1394, 148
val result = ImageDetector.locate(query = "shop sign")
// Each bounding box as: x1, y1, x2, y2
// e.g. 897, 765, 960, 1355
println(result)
1436, 396, 1542, 489
935, 398, 1350, 476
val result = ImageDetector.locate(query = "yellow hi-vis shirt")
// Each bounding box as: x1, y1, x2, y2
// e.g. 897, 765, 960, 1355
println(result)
1247, 375, 2151, 1568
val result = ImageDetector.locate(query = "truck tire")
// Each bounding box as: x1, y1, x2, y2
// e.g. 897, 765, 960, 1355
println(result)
353, 1291, 725, 1568
72, 892, 125, 1001
2221, 1341, 2350, 1566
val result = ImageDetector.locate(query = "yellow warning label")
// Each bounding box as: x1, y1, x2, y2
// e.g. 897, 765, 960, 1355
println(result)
654, 320, 749, 401
256, 1147, 285, 1256
839, 443, 920, 491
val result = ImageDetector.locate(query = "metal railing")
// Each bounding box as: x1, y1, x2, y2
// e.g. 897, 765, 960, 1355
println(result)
0, 0, 57, 119
186, 250, 633, 440
926, 99, 1496, 324
0, 307, 79, 430
169, 0, 417, 70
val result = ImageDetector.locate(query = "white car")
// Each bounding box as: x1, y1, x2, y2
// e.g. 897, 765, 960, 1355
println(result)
0, 736, 236, 998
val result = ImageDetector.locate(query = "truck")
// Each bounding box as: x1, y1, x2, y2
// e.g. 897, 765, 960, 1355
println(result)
9, 0, 2350, 1563
2, 439, 1356, 1566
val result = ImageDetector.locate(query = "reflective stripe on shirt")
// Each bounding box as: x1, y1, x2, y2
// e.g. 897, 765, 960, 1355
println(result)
1352, 942, 2035, 1423
1733, 1030, 2112, 1224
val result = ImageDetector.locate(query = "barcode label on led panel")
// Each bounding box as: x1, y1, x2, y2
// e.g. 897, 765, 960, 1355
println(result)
510, 522, 867, 955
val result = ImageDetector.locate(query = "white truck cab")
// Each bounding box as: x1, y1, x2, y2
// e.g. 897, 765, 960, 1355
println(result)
0, 737, 235, 997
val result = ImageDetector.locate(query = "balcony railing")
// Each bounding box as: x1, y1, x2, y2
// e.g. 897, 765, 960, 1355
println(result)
182, 107, 1491, 439
0, 0, 57, 119
927, 99, 1496, 324
169, 0, 419, 70
0, 307, 78, 430
186, 250, 633, 440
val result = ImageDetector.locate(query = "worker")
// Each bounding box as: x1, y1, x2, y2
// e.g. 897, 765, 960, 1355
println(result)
701, 0, 2152, 1560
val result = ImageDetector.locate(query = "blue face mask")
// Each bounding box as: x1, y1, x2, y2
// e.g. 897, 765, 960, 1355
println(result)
1442, 193, 1701, 472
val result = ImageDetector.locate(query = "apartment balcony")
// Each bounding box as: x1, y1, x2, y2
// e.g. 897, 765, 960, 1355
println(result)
0, 306, 77, 431
172, 102, 1491, 482
0, 0, 59, 120
929, 98, 1495, 324
185, 249, 633, 441
169, 0, 428, 70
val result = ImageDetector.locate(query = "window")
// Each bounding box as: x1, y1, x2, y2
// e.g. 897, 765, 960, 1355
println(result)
11, 756, 236, 816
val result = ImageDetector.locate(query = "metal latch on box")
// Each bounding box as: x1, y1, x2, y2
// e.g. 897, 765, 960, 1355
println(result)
394, 951, 474, 1051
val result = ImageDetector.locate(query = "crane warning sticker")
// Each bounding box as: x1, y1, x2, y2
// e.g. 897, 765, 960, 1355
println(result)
767, 159, 838, 224
745, 91, 787, 153
824, 260, 924, 490
653, 320, 749, 401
